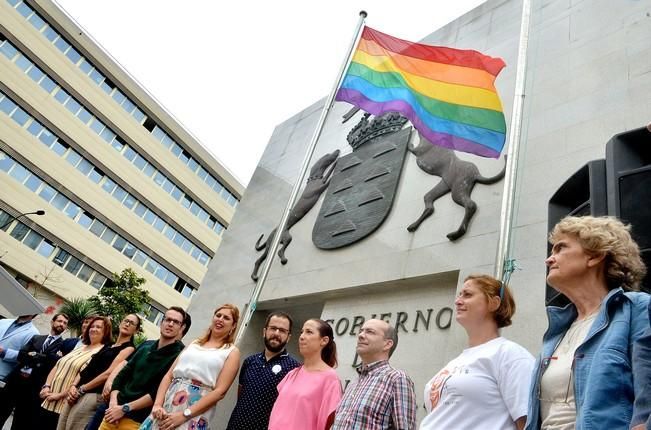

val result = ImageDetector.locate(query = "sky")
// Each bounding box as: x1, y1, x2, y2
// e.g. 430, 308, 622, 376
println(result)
55, 0, 486, 186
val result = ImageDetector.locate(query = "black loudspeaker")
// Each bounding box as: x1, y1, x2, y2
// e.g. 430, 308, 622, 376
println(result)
546, 160, 607, 306
606, 127, 651, 293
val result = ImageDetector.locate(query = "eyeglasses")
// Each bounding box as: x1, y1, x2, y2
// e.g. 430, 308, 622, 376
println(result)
122, 319, 138, 327
266, 325, 290, 335
162, 317, 183, 326
536, 356, 574, 405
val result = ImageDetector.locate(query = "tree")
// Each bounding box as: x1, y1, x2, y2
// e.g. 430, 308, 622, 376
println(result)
58, 298, 101, 336
88, 268, 150, 336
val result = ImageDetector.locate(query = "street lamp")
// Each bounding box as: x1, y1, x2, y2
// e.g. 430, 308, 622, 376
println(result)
0, 210, 46, 231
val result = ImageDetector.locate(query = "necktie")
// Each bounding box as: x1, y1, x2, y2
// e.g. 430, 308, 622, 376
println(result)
42, 335, 53, 352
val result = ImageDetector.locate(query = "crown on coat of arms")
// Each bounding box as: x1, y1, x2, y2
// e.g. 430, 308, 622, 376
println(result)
346, 112, 408, 151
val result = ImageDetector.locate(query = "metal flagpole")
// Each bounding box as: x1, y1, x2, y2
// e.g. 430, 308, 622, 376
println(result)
494, 0, 532, 281
235, 11, 368, 345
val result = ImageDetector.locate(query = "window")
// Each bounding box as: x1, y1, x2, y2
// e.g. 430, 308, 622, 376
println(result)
51, 193, 68, 211
100, 228, 116, 244
89, 219, 106, 237
133, 250, 147, 266
65, 149, 82, 167
88, 168, 102, 184
0, 212, 12, 231
39, 76, 57, 93
24, 174, 42, 192
77, 212, 93, 229
153, 217, 165, 232
53, 249, 70, 266
90, 272, 106, 290
63, 202, 80, 219
112, 186, 127, 203
27, 121, 43, 136
22, 230, 43, 249
134, 202, 147, 217
181, 285, 194, 298
36, 239, 54, 258
123, 194, 136, 210
77, 265, 93, 282
38, 184, 56, 202
64, 256, 83, 275
76, 159, 93, 175
101, 178, 116, 194
122, 242, 136, 259
10, 107, 29, 126
112, 236, 126, 252
90, 273, 107, 289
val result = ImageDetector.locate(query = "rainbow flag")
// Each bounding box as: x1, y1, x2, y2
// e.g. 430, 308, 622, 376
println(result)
336, 26, 507, 158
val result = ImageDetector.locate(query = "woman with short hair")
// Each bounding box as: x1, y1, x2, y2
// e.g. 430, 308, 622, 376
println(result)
56, 314, 140, 430
269, 318, 342, 430
525, 215, 648, 429
40, 316, 111, 430
420, 274, 534, 430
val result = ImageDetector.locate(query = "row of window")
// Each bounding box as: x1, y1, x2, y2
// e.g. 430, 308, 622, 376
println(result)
0, 34, 227, 237
0, 87, 213, 265
0, 209, 108, 289
0, 150, 196, 298
6, 0, 239, 208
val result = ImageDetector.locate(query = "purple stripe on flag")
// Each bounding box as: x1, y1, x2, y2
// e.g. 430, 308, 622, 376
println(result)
336, 88, 501, 158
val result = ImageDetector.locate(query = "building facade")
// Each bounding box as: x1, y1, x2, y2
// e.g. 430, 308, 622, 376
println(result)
0, 0, 243, 335
186, 0, 651, 427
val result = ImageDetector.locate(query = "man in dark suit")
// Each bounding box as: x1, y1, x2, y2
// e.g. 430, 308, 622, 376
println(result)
0, 312, 69, 429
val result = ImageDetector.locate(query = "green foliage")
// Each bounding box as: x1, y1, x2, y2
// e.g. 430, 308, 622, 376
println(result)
58, 298, 101, 337
88, 268, 150, 336
133, 332, 149, 347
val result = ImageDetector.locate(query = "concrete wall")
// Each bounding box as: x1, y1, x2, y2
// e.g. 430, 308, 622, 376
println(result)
188, 0, 651, 426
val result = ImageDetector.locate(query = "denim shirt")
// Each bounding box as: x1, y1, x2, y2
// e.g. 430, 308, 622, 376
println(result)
525, 288, 650, 430
632, 299, 651, 428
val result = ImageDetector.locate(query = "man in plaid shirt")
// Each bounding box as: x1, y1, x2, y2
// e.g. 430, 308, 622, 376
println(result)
332, 319, 417, 430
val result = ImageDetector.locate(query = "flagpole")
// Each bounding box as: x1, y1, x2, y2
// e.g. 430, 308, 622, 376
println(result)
235, 11, 368, 345
494, 0, 532, 281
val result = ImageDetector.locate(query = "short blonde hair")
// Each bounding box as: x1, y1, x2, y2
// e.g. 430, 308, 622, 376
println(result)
549, 216, 646, 291
464, 274, 515, 328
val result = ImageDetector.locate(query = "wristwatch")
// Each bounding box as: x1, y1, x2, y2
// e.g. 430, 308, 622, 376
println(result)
77, 385, 86, 395
183, 408, 192, 419
121, 404, 131, 413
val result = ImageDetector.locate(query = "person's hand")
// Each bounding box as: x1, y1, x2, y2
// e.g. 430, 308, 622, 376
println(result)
104, 404, 125, 424
67, 386, 80, 404
101, 384, 111, 402
46, 392, 65, 402
159, 411, 187, 430
152, 405, 167, 420
39, 387, 50, 399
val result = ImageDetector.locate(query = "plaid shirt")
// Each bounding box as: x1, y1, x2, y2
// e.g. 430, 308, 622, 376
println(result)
332, 360, 417, 430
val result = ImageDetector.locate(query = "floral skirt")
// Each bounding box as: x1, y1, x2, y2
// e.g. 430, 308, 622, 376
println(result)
139, 377, 213, 430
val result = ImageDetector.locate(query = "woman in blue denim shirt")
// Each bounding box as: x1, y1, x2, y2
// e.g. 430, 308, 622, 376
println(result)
525, 216, 648, 430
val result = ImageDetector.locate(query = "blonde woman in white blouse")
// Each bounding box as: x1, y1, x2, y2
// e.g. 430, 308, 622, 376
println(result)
139, 304, 241, 430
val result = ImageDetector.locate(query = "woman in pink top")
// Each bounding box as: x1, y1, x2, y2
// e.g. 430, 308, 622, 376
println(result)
269, 318, 342, 430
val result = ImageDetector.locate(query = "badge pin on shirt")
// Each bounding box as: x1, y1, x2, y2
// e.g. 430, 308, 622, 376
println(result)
272, 364, 282, 374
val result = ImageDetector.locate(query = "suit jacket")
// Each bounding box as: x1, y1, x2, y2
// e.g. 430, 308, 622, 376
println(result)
13, 334, 64, 387
0, 318, 39, 380
60, 337, 81, 356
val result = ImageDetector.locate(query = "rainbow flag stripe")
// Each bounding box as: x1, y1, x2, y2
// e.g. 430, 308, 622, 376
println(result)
336, 26, 507, 158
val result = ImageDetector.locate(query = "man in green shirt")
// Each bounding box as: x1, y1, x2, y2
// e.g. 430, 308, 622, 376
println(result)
99, 306, 187, 430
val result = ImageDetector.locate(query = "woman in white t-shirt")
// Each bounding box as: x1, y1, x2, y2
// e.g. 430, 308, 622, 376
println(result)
420, 274, 534, 430
140, 304, 241, 430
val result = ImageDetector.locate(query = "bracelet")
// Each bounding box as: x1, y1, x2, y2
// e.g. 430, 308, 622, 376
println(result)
42, 384, 51, 389
78, 385, 86, 395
